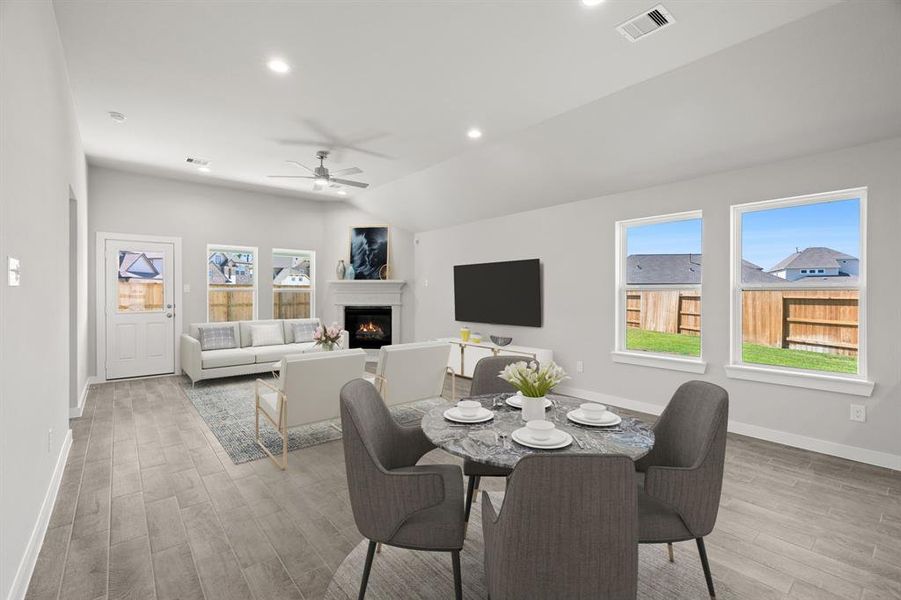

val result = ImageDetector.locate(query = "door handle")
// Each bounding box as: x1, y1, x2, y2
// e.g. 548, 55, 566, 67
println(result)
166, 313, 173, 318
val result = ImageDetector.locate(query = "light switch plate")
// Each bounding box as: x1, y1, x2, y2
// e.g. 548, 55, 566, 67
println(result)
183, 283, 191, 293
8, 257, 20, 286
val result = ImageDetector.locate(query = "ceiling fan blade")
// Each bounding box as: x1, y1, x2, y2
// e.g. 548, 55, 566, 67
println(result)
286, 160, 314, 172
329, 167, 362, 177
331, 178, 370, 189
267, 175, 316, 179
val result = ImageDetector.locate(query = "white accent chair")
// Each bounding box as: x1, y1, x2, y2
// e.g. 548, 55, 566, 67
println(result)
255, 348, 367, 469
367, 341, 455, 406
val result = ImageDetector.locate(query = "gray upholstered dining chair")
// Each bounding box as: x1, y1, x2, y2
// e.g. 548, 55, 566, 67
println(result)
464, 355, 532, 521
634, 380, 729, 599
339, 379, 465, 600
482, 454, 638, 600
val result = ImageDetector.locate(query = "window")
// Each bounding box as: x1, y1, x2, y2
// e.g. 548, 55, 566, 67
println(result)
614, 211, 704, 372
729, 188, 872, 396
272, 249, 315, 319
117, 250, 164, 312
207, 245, 257, 322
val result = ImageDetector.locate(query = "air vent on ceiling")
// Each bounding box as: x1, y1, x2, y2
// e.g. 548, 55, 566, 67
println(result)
616, 4, 675, 42
185, 157, 210, 166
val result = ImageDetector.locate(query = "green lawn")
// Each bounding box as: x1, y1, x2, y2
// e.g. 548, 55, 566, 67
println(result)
626, 328, 700, 357
626, 328, 858, 374
741, 343, 857, 374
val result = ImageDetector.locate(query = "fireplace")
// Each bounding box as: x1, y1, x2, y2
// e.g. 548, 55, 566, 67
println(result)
344, 306, 393, 349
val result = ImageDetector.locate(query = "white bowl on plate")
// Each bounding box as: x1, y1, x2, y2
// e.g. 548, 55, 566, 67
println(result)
525, 420, 556, 441
580, 402, 607, 422
457, 400, 481, 418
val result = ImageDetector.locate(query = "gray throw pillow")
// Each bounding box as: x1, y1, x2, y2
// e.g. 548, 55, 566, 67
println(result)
292, 321, 319, 343
199, 326, 237, 351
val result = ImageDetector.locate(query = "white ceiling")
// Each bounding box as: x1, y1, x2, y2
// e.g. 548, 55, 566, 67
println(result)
54, 0, 837, 211
361, 1, 901, 231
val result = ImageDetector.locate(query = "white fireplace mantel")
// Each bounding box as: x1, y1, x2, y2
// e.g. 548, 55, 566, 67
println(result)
330, 280, 406, 349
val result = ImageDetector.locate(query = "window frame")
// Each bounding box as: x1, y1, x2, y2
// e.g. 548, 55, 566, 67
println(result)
612, 209, 707, 374
271, 247, 316, 319
206, 243, 259, 322
727, 187, 873, 396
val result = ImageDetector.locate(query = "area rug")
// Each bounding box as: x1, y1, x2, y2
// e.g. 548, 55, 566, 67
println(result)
181, 375, 445, 464
325, 495, 733, 600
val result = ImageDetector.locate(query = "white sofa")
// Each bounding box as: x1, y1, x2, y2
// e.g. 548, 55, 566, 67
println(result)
180, 318, 348, 384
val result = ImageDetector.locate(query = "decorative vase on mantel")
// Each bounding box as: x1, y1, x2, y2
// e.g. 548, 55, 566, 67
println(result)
344, 263, 355, 280
521, 395, 547, 422
336, 259, 346, 280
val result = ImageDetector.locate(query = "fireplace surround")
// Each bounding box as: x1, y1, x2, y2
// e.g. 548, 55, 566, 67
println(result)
331, 279, 406, 358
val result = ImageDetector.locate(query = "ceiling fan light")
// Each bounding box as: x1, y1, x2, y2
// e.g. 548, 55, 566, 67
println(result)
315, 177, 328, 187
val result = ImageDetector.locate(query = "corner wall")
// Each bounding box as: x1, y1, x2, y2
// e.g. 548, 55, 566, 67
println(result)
0, 2, 88, 598
414, 137, 901, 467
86, 166, 415, 378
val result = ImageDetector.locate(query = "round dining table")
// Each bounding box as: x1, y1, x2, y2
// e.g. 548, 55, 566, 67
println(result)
421, 392, 655, 469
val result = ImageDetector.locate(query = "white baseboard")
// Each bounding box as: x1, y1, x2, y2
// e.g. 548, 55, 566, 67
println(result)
7, 428, 72, 600
69, 377, 97, 418
556, 385, 900, 472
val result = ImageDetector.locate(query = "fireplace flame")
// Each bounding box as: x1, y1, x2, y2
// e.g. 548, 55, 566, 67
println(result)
357, 321, 384, 337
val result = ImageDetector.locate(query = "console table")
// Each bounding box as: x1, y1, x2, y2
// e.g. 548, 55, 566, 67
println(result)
436, 337, 553, 378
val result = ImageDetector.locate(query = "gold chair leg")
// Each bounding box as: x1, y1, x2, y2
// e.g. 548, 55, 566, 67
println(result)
667, 543, 674, 562
376, 543, 382, 553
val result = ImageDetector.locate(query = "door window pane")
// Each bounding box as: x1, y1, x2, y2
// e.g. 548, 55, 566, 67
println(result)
117, 250, 164, 312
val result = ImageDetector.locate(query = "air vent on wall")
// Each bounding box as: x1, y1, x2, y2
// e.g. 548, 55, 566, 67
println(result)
185, 157, 210, 167
616, 4, 675, 42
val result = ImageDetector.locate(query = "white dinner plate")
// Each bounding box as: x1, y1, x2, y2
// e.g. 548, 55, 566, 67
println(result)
566, 410, 622, 427
511, 427, 573, 450
444, 407, 494, 424
505, 395, 553, 410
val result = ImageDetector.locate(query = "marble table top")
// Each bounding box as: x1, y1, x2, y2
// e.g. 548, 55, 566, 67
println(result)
421, 393, 655, 469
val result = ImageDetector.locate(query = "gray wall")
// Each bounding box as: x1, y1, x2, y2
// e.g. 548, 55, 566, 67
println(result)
87, 166, 415, 377
414, 137, 901, 464
0, 1, 89, 597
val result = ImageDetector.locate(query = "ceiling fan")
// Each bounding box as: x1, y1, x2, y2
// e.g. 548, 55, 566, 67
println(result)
267, 150, 369, 190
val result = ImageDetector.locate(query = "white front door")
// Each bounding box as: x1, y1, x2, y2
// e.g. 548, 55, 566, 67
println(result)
105, 239, 175, 379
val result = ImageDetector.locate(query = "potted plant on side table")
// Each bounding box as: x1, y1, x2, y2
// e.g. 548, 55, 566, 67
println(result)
313, 323, 343, 351
499, 361, 568, 422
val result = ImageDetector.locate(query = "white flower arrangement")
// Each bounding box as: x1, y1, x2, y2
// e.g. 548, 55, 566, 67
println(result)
313, 322, 342, 349
498, 360, 568, 398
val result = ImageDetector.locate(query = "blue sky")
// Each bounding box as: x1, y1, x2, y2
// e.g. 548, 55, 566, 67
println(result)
627, 218, 702, 255
741, 198, 859, 270
626, 199, 860, 271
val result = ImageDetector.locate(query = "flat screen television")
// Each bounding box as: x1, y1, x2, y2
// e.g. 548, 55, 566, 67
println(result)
454, 259, 541, 327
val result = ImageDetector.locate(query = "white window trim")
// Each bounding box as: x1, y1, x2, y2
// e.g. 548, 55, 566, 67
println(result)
206, 243, 259, 322
614, 210, 706, 373
728, 187, 873, 396
272, 248, 316, 318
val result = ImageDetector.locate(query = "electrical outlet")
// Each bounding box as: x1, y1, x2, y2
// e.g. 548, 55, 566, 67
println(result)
850, 404, 866, 422
48, 428, 53, 452
576, 360, 584, 373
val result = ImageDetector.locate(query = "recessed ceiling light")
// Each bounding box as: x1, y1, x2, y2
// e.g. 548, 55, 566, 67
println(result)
267, 58, 291, 74
466, 128, 483, 139
108, 111, 127, 123
337, 189, 347, 196
197, 165, 211, 173
581, 0, 604, 6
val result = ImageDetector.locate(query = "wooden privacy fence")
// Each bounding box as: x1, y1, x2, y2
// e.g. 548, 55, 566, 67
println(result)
117, 280, 164, 312
627, 289, 859, 356
273, 288, 312, 319
208, 287, 254, 322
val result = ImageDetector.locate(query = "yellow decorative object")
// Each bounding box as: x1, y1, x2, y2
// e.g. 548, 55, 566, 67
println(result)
471, 332, 482, 344
460, 327, 471, 342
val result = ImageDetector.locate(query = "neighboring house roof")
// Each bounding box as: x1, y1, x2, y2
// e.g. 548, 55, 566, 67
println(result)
119, 251, 162, 280
768, 247, 857, 272
741, 260, 785, 284
208, 260, 253, 285
272, 267, 311, 286
627, 254, 702, 285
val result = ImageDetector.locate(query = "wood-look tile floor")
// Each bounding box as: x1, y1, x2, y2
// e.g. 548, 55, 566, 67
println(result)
26, 373, 901, 600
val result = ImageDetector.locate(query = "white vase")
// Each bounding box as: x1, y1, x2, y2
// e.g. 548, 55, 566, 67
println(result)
521, 395, 547, 422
